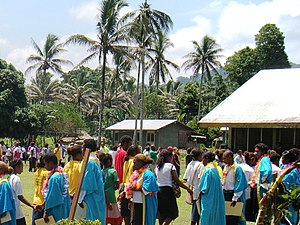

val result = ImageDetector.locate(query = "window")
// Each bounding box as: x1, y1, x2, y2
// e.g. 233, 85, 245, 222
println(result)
146, 132, 155, 144
114, 132, 119, 143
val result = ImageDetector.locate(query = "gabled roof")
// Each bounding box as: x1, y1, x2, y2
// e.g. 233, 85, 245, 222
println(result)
106, 119, 192, 131
199, 68, 300, 128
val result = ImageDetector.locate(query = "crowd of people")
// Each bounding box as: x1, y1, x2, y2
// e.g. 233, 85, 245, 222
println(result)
0, 137, 299, 225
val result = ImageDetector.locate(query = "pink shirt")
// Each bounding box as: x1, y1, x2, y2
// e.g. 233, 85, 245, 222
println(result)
115, 148, 127, 183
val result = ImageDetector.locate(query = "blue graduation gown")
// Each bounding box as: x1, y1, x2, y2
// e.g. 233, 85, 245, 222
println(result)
281, 169, 300, 225
44, 173, 71, 222
142, 169, 158, 225
81, 160, 106, 224
199, 167, 226, 225
234, 166, 248, 225
258, 157, 272, 200
0, 179, 16, 225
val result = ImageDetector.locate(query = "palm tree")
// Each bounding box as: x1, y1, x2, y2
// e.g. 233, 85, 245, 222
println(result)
65, 0, 128, 143
147, 31, 179, 90
125, 0, 173, 144
26, 34, 72, 76
182, 35, 223, 119
26, 72, 61, 104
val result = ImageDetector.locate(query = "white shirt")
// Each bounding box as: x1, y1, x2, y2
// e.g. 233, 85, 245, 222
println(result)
184, 160, 204, 200
223, 165, 243, 202
271, 163, 281, 177
9, 174, 24, 219
155, 163, 176, 187
239, 163, 254, 200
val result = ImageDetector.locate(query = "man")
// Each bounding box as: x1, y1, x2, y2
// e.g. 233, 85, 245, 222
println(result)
43, 153, 70, 222
234, 150, 245, 164
99, 142, 109, 154
115, 135, 132, 225
78, 139, 106, 225
269, 153, 281, 177
222, 150, 248, 225
28, 142, 38, 172
250, 143, 273, 221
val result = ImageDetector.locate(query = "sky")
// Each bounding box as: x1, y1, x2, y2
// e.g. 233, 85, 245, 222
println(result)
0, 0, 299, 82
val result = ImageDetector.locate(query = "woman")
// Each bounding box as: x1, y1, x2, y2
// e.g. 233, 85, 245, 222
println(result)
155, 149, 193, 225
63, 144, 83, 199
125, 154, 158, 225
199, 151, 225, 225
280, 148, 300, 225
0, 162, 16, 225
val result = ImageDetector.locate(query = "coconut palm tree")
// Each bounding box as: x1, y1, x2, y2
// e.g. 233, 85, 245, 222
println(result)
65, 0, 128, 143
26, 34, 73, 76
182, 35, 223, 119
26, 72, 61, 104
147, 31, 179, 90
125, 0, 173, 144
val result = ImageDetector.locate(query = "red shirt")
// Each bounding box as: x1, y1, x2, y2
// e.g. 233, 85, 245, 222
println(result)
115, 148, 127, 183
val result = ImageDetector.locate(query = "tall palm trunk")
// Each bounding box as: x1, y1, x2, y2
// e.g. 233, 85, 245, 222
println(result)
197, 69, 204, 120
133, 62, 141, 145
98, 50, 107, 144
139, 52, 145, 146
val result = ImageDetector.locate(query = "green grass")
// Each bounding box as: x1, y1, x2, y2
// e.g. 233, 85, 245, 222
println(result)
20, 160, 255, 225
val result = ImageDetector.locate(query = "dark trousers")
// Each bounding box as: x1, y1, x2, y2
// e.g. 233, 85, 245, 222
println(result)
132, 203, 142, 225
17, 217, 26, 225
29, 157, 36, 172
32, 208, 44, 225
224, 191, 239, 225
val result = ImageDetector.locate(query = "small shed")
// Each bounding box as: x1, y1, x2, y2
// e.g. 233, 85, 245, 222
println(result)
106, 119, 195, 148
199, 68, 300, 151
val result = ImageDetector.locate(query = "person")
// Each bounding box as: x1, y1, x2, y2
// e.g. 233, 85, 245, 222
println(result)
63, 144, 83, 199
79, 139, 106, 224
108, 146, 118, 166
183, 148, 204, 225
149, 145, 157, 165
185, 147, 193, 168
143, 144, 151, 157
155, 149, 193, 225
12, 142, 22, 160
119, 145, 139, 225
199, 151, 226, 225
270, 152, 281, 177
52, 144, 61, 166
234, 150, 245, 164
28, 142, 38, 172
32, 157, 48, 225
1, 151, 8, 163
42, 153, 70, 222
101, 154, 122, 225
115, 136, 132, 184
239, 155, 255, 222
40, 143, 51, 156
279, 148, 300, 225
0, 161, 16, 225
125, 154, 158, 225
9, 159, 36, 225
99, 142, 109, 154
173, 147, 181, 176
222, 150, 248, 225
250, 143, 273, 222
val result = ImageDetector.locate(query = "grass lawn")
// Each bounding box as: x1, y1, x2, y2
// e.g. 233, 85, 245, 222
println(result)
20, 160, 255, 225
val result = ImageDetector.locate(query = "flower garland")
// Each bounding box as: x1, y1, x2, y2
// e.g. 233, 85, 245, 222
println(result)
125, 165, 148, 199
222, 164, 236, 188
42, 166, 69, 198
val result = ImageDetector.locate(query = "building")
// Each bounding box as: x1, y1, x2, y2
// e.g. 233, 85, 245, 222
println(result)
199, 68, 300, 151
106, 119, 199, 148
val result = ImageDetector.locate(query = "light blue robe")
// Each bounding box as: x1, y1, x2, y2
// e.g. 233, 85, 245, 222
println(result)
199, 167, 226, 225
44, 173, 71, 222
258, 157, 272, 200
142, 169, 158, 225
81, 160, 106, 224
0, 178, 16, 225
281, 169, 300, 225
234, 165, 248, 225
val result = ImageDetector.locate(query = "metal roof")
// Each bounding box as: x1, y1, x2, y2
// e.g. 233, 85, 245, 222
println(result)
106, 119, 188, 131
199, 68, 300, 128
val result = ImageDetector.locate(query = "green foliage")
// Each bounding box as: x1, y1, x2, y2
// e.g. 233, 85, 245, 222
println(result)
278, 186, 300, 218
144, 92, 169, 119
55, 219, 101, 225
255, 23, 291, 69
225, 46, 260, 89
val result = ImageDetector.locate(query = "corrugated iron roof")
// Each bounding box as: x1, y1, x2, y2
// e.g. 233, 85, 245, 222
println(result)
106, 119, 181, 131
199, 68, 300, 128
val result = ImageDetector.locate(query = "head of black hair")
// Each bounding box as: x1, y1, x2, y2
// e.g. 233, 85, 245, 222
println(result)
203, 151, 215, 162
36, 156, 45, 168
156, 149, 172, 170
100, 153, 113, 166
9, 159, 23, 170
120, 135, 132, 145
43, 153, 58, 166
124, 145, 139, 161
270, 153, 280, 163
255, 143, 269, 154
190, 148, 203, 159
83, 139, 97, 151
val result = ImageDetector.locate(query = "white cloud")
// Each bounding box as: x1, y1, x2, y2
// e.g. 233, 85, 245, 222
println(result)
69, 1, 99, 23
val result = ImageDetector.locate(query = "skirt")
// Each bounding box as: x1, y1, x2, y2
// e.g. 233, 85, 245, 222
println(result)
106, 203, 123, 225
157, 186, 178, 221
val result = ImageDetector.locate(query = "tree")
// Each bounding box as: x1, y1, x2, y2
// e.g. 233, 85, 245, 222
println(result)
66, 0, 128, 143
182, 35, 223, 119
224, 46, 260, 89
147, 31, 179, 90
255, 23, 290, 69
26, 34, 72, 76
0, 59, 27, 138
144, 92, 168, 118
125, 0, 173, 144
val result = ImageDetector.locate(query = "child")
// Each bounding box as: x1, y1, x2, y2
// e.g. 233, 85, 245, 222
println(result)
9, 159, 35, 225
101, 154, 122, 225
